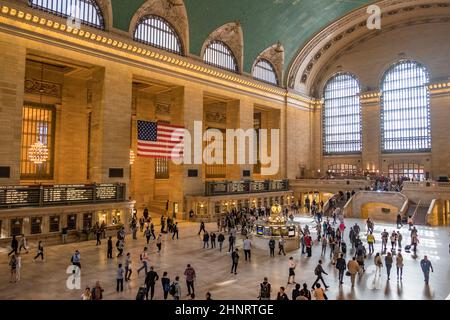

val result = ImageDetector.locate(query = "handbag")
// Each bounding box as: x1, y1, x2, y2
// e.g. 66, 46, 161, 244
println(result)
345, 271, 351, 276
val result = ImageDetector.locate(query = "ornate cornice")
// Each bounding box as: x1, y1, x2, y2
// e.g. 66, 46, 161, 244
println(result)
24, 78, 61, 97
205, 111, 227, 124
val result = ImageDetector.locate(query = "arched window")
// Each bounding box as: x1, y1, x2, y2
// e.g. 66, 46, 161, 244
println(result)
381, 60, 431, 152
203, 41, 238, 73
133, 15, 183, 55
29, 0, 104, 30
252, 59, 278, 85
323, 73, 362, 154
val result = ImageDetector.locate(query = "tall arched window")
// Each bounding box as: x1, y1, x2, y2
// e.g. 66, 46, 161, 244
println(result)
252, 59, 278, 85
29, 0, 104, 30
381, 60, 431, 152
203, 41, 238, 73
323, 73, 362, 154
133, 15, 183, 55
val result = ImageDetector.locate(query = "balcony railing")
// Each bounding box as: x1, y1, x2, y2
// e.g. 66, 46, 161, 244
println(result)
205, 180, 289, 196
0, 184, 126, 209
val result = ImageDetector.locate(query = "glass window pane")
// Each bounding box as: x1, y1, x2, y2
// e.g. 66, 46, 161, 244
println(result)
252, 59, 278, 85
203, 41, 238, 73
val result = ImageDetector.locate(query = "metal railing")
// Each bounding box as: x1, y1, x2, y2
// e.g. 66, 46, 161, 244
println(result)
0, 183, 126, 209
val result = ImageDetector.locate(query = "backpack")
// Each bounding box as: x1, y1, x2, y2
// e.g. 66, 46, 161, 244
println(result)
260, 283, 270, 298
169, 282, 176, 296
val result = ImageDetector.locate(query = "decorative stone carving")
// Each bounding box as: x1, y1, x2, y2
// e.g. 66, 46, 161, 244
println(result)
205, 111, 226, 124
24, 79, 61, 97
129, 0, 189, 53
201, 21, 244, 73
253, 42, 284, 85
156, 103, 171, 115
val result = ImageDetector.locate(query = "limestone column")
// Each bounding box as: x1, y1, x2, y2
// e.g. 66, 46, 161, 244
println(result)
0, 40, 26, 184
89, 66, 132, 190
361, 94, 381, 174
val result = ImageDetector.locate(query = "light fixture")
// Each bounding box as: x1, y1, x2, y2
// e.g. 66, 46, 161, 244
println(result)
130, 149, 136, 165
28, 141, 49, 165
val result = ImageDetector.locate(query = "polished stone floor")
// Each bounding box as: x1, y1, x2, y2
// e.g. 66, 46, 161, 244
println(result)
0, 216, 449, 300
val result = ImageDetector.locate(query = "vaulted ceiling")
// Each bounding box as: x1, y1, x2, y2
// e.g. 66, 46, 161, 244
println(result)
110, 0, 372, 73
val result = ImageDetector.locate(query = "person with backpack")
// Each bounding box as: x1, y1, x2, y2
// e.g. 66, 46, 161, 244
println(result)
33, 241, 44, 261
312, 260, 329, 289
313, 283, 328, 300
137, 247, 149, 275
124, 252, 132, 281
269, 238, 276, 257
107, 236, 113, 259
374, 252, 383, 279
161, 272, 170, 300
336, 253, 346, 285
145, 266, 159, 300
231, 248, 239, 274
218, 233, 225, 251
287, 257, 297, 284
184, 264, 196, 296
144, 227, 151, 244
170, 276, 181, 300
278, 236, 286, 256
172, 222, 179, 240
116, 263, 124, 292
258, 277, 272, 300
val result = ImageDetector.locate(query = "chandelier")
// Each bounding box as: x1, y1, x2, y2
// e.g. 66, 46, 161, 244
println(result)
28, 141, 49, 165
129, 149, 136, 165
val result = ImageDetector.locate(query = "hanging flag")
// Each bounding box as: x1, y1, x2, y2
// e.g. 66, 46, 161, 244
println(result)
137, 120, 184, 159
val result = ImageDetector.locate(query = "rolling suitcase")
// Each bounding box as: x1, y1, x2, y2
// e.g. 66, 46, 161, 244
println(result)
136, 286, 146, 300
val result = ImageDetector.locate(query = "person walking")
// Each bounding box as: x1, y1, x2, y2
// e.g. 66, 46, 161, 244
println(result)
210, 232, 216, 249
8, 235, 18, 257
150, 222, 156, 240
276, 287, 289, 300
228, 234, 235, 252
144, 227, 151, 244
218, 233, 225, 252
287, 257, 297, 284
397, 232, 403, 250
9, 254, 17, 283
411, 234, 419, 254
203, 231, 210, 249
124, 253, 132, 281
198, 221, 206, 235
305, 234, 312, 257
313, 283, 328, 300
161, 272, 170, 300
243, 237, 252, 261
329, 236, 336, 259
172, 276, 181, 300
116, 239, 124, 257
312, 260, 329, 289
374, 252, 383, 279
335, 253, 346, 285
258, 277, 272, 300
269, 238, 276, 257
381, 229, 389, 253
231, 248, 239, 274
71, 250, 81, 269
116, 263, 124, 292
33, 241, 44, 261
107, 236, 113, 259
184, 264, 196, 296
145, 266, 159, 300
390, 231, 397, 251
385, 252, 393, 280
278, 236, 286, 256
137, 247, 149, 275
396, 252, 404, 281
347, 257, 360, 287
156, 234, 162, 253
321, 236, 327, 256
396, 213, 403, 229
172, 222, 179, 240
18, 235, 29, 254
420, 255, 433, 285
96, 228, 102, 246
367, 232, 375, 254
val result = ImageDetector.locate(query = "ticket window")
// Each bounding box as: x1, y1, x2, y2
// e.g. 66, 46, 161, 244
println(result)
112, 210, 122, 225
67, 214, 77, 230
97, 210, 109, 226
49, 215, 60, 233
83, 213, 93, 230
10, 219, 23, 237
31, 217, 43, 235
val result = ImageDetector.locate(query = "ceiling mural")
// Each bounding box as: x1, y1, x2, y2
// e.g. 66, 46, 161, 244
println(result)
110, 0, 372, 73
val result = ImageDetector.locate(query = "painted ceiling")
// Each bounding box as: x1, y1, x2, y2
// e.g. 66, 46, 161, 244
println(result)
110, 0, 373, 73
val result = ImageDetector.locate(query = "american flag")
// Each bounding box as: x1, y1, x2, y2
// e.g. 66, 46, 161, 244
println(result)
137, 120, 185, 159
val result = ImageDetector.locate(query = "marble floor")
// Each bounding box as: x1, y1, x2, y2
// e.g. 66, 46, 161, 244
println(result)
0, 216, 449, 300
